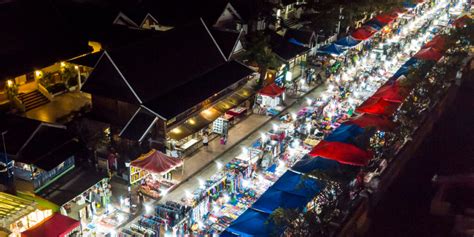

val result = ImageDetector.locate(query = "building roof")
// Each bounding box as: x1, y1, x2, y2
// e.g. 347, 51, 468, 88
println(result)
144, 60, 254, 120
88, 25, 163, 51
0, 116, 80, 171
210, 28, 242, 60
284, 28, 316, 45
119, 108, 157, 142
82, 20, 227, 104
36, 167, 107, 206
267, 31, 309, 61
0, 0, 92, 79
21, 213, 80, 237
67, 51, 103, 68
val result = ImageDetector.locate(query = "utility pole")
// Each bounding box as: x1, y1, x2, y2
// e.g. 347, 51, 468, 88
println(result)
337, 6, 344, 36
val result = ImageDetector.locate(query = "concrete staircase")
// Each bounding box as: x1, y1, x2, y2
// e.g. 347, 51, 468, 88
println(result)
18, 90, 50, 111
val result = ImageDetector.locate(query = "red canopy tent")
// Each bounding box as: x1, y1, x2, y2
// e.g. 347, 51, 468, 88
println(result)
355, 97, 401, 116
351, 26, 377, 41
345, 113, 395, 131
371, 81, 410, 102
375, 14, 396, 24
259, 83, 285, 97
21, 213, 80, 237
422, 35, 446, 51
131, 149, 183, 175
308, 140, 372, 166
452, 15, 471, 28
413, 47, 443, 61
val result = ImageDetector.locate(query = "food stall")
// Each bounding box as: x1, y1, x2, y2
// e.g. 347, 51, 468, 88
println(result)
21, 213, 81, 237
254, 83, 286, 116
130, 149, 183, 199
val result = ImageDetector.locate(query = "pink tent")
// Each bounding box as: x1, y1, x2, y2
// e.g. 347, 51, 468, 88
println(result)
131, 149, 183, 175
414, 47, 443, 61
308, 140, 372, 166
21, 213, 80, 237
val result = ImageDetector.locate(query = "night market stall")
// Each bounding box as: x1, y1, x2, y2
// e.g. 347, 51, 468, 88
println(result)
254, 83, 286, 115
130, 149, 184, 199
21, 213, 81, 237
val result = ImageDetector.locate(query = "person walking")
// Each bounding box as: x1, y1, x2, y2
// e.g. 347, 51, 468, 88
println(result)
202, 133, 209, 150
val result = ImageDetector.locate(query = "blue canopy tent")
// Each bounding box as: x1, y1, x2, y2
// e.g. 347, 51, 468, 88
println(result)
392, 66, 411, 79
366, 19, 387, 28
317, 43, 346, 55
324, 124, 365, 144
334, 36, 361, 48
225, 209, 280, 237
251, 187, 311, 214
403, 57, 420, 67
271, 170, 322, 198
403, 2, 417, 8
220, 231, 239, 237
364, 21, 383, 31
292, 155, 342, 174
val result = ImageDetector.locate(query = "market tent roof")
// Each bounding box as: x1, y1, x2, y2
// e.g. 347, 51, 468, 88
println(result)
375, 14, 396, 24
251, 187, 312, 214
355, 97, 401, 116
371, 81, 410, 102
364, 22, 383, 31
292, 155, 342, 173
271, 170, 322, 198
365, 19, 387, 28
403, 57, 420, 67
413, 47, 443, 61
21, 213, 80, 237
334, 36, 361, 48
344, 113, 395, 131
259, 83, 285, 97
351, 26, 377, 41
131, 149, 183, 175
37, 167, 108, 206
225, 209, 278, 237
452, 15, 471, 28
119, 108, 157, 142
403, 2, 417, 8
324, 124, 365, 144
317, 43, 346, 55
309, 140, 372, 166
392, 65, 411, 79
422, 35, 446, 51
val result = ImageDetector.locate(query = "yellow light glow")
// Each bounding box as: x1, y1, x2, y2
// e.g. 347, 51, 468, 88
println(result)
60, 62, 66, 67
35, 70, 42, 77
201, 109, 212, 116
74, 65, 79, 70
171, 127, 182, 134
188, 119, 196, 125
6, 80, 13, 87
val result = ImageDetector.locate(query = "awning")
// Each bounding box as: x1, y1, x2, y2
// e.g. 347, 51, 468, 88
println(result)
324, 124, 365, 144
422, 35, 446, 51
375, 14, 396, 24
413, 47, 443, 61
67, 51, 103, 68
21, 213, 80, 237
131, 149, 183, 175
334, 36, 361, 48
292, 155, 342, 174
308, 140, 372, 166
259, 83, 285, 97
271, 170, 322, 198
0, 192, 36, 223
371, 80, 410, 103
225, 209, 278, 237
119, 108, 157, 142
317, 43, 347, 55
355, 97, 401, 116
351, 26, 377, 41
251, 187, 313, 214
344, 113, 395, 131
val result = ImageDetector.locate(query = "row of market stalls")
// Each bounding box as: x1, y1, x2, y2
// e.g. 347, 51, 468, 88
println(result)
221, 0, 465, 235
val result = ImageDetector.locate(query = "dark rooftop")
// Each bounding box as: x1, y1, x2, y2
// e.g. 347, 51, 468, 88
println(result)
144, 60, 254, 119
267, 31, 309, 61
284, 28, 316, 45
82, 20, 227, 103
119, 108, 156, 141
211, 28, 242, 60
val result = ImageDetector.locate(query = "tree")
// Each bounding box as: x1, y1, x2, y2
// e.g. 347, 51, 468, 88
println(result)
242, 32, 280, 89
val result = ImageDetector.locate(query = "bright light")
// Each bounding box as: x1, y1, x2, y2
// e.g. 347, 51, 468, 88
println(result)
306, 98, 312, 105
241, 147, 249, 155
272, 123, 279, 131
223, 193, 230, 202
161, 189, 168, 196
198, 178, 205, 188
328, 84, 334, 91
185, 190, 193, 198
60, 62, 66, 67
144, 203, 153, 214
6, 80, 13, 87
291, 113, 297, 120
35, 70, 42, 77
216, 161, 223, 170
242, 179, 250, 188
74, 65, 79, 70
110, 229, 117, 237
118, 213, 126, 223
